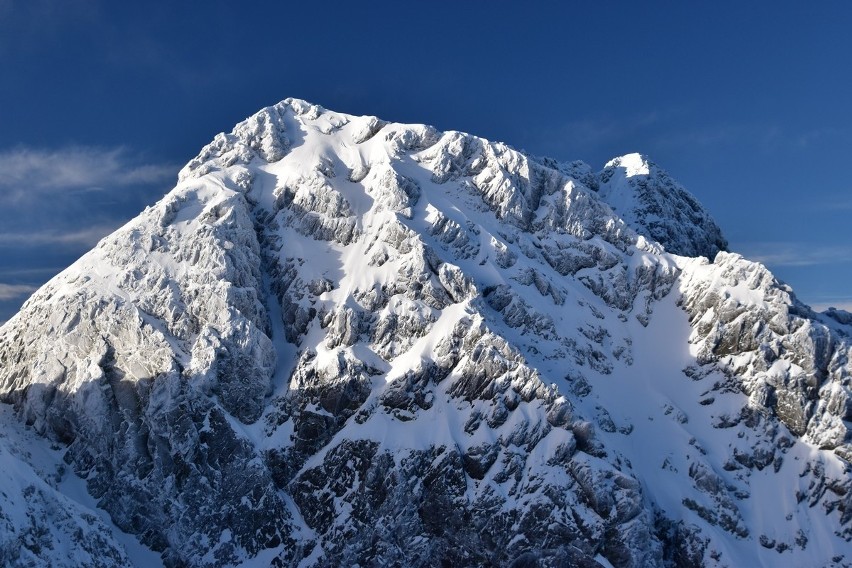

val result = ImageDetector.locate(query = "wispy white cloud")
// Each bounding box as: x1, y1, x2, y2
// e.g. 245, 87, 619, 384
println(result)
755, 126, 839, 153
0, 283, 37, 301
0, 224, 119, 248
806, 294, 852, 313
655, 123, 744, 149
545, 110, 773, 162
739, 242, 852, 267
809, 301, 852, 313
0, 266, 64, 278
813, 196, 852, 211
0, 0, 103, 57
553, 110, 667, 153
0, 146, 176, 203
794, 127, 837, 149
554, 108, 843, 162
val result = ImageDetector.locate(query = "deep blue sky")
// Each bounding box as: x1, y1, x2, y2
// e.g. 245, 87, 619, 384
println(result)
1, 1, 850, 322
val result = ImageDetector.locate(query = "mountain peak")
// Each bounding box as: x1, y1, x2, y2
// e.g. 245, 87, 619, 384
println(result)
0, 99, 849, 567
604, 152, 651, 177
597, 152, 728, 259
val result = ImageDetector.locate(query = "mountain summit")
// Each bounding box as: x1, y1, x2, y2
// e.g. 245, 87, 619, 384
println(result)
597, 153, 727, 259
0, 99, 850, 567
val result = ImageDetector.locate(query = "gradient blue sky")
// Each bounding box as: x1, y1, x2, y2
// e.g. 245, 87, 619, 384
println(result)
1, 1, 850, 322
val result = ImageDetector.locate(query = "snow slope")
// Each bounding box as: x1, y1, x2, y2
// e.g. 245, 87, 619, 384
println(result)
0, 98, 849, 567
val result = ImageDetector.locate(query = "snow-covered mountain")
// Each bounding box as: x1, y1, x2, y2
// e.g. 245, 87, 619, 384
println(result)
0, 98, 850, 567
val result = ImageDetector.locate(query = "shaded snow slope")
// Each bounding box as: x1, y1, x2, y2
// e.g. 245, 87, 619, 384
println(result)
0, 405, 162, 568
0, 98, 849, 567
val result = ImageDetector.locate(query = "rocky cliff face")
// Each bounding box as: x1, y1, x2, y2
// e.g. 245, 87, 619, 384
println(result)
0, 99, 849, 567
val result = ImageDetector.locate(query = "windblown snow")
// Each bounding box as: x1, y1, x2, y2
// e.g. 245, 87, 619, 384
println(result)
0, 99, 850, 568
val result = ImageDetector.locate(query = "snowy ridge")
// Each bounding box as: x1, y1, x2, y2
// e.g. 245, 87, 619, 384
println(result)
0, 98, 849, 567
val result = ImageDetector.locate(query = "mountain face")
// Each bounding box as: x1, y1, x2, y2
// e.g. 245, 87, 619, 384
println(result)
0, 98, 850, 567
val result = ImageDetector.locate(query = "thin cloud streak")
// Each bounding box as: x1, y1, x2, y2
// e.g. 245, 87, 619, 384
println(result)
0, 266, 65, 278
810, 300, 852, 313
814, 196, 852, 211
0, 283, 37, 301
0, 0, 103, 57
0, 224, 119, 248
540, 111, 810, 164
551, 110, 668, 156
739, 242, 852, 267
0, 146, 177, 202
